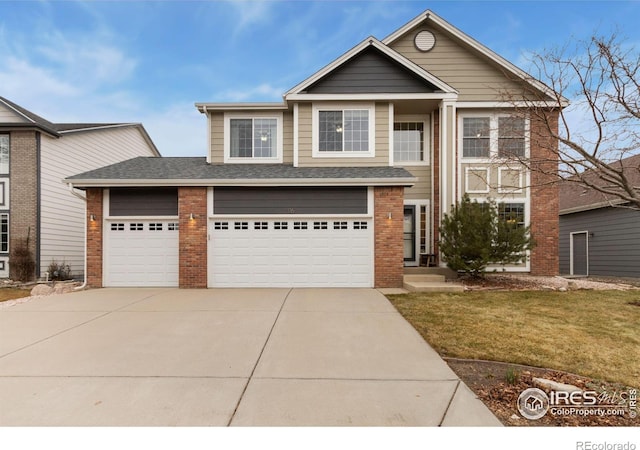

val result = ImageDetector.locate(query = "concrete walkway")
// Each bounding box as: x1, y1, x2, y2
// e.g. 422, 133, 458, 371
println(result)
0, 288, 500, 426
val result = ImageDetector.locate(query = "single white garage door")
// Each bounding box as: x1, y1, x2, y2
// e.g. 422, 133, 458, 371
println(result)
104, 220, 179, 287
209, 218, 373, 287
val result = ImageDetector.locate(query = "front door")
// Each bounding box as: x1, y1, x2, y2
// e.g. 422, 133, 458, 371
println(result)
403, 206, 416, 263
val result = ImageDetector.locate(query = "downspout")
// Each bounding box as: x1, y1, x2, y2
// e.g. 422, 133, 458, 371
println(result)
67, 183, 88, 290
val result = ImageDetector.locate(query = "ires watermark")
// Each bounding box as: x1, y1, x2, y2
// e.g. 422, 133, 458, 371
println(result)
576, 443, 636, 450
517, 387, 637, 420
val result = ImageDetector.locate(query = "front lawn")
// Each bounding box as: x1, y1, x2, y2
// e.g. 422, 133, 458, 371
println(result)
387, 290, 640, 388
0, 288, 32, 303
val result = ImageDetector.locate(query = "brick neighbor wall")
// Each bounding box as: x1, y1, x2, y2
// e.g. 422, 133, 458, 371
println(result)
374, 186, 405, 288
86, 188, 103, 287
9, 131, 39, 280
529, 111, 560, 276
178, 187, 207, 288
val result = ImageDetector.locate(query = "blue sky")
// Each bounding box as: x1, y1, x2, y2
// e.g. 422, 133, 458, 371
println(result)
1, 0, 638, 156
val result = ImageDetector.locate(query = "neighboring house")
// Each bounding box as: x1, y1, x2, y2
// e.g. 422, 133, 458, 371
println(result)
559, 154, 640, 278
66, 9, 562, 289
0, 96, 160, 280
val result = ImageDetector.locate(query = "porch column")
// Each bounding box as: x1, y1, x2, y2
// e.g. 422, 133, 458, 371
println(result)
438, 100, 457, 267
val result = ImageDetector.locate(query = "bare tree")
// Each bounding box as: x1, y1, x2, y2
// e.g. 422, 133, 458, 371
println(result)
503, 33, 640, 210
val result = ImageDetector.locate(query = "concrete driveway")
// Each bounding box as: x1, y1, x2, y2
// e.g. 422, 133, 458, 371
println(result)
0, 288, 500, 426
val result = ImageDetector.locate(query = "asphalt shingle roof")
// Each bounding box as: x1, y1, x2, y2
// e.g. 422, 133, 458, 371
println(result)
66, 157, 416, 184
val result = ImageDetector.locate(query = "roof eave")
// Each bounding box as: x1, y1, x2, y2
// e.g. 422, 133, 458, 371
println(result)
196, 102, 289, 114
66, 177, 417, 189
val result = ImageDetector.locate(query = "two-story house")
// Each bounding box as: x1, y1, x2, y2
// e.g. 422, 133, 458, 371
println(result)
66, 9, 562, 289
0, 96, 160, 281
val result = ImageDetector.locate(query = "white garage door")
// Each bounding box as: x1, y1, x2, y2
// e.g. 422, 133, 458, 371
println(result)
209, 218, 373, 287
104, 220, 179, 287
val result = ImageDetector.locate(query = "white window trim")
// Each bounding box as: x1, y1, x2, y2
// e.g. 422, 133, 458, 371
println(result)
223, 112, 284, 164
393, 114, 431, 167
465, 167, 491, 194
458, 111, 529, 163
404, 199, 430, 267
312, 103, 376, 158
498, 167, 524, 194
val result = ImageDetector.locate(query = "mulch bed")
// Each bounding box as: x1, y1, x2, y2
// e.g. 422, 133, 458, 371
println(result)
446, 358, 639, 426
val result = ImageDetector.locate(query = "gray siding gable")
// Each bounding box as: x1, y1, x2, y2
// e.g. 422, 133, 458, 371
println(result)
306, 47, 438, 94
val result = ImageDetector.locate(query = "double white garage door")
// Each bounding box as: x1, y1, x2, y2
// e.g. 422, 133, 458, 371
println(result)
104, 218, 373, 287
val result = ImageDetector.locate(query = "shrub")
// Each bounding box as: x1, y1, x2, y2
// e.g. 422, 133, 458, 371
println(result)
439, 194, 536, 277
11, 238, 35, 282
47, 260, 72, 281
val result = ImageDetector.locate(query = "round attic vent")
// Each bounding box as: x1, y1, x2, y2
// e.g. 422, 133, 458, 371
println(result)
414, 30, 436, 52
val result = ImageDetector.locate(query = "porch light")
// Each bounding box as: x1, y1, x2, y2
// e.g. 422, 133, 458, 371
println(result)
90, 214, 96, 222
189, 213, 194, 220
387, 212, 392, 220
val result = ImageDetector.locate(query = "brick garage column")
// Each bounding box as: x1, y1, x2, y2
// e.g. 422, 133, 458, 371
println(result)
374, 186, 405, 288
529, 111, 560, 276
86, 188, 103, 287
178, 187, 207, 288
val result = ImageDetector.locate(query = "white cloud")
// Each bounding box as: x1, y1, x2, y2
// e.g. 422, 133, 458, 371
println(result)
228, 0, 276, 35
216, 82, 284, 102
140, 103, 207, 157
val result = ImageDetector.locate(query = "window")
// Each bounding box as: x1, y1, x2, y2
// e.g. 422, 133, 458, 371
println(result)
0, 214, 8, 253
498, 203, 525, 227
293, 221, 308, 230
498, 117, 525, 158
149, 223, 163, 231
130, 223, 144, 231
168, 223, 179, 231
319, 110, 369, 152
0, 135, 8, 174
224, 113, 283, 163
462, 115, 528, 159
230, 118, 277, 158
353, 221, 368, 230
274, 221, 288, 230
254, 222, 268, 230
111, 223, 125, 231
214, 222, 229, 230
394, 122, 424, 162
333, 221, 348, 230
234, 222, 248, 230
313, 221, 328, 230
313, 104, 375, 156
463, 117, 490, 158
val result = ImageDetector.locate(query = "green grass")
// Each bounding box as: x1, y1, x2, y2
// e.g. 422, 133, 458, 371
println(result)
387, 290, 640, 388
0, 288, 32, 303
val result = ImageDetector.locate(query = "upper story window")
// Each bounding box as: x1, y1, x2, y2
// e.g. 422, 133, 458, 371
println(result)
312, 103, 375, 157
0, 135, 9, 174
394, 122, 425, 163
224, 113, 283, 163
498, 202, 526, 228
461, 114, 527, 160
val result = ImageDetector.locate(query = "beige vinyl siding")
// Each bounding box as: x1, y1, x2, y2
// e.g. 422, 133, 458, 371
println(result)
390, 26, 532, 101
282, 111, 293, 164
298, 102, 389, 167
209, 112, 224, 163
40, 127, 157, 276
0, 103, 28, 123
402, 165, 431, 200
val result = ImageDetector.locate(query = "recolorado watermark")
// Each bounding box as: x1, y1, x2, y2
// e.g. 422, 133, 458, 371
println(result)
576, 442, 636, 450
517, 387, 637, 420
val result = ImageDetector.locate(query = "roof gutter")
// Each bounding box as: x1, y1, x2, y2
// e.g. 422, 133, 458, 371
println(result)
66, 177, 417, 188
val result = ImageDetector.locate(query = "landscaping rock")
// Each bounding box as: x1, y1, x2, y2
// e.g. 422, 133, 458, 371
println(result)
533, 377, 581, 393
53, 282, 80, 294
30, 284, 54, 296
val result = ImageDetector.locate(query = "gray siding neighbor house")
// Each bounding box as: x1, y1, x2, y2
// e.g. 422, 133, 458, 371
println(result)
559, 154, 640, 278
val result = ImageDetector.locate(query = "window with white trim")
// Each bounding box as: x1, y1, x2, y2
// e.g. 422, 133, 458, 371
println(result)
498, 203, 525, 228
224, 113, 283, 163
313, 104, 375, 156
461, 114, 528, 159
0, 135, 8, 175
394, 122, 424, 162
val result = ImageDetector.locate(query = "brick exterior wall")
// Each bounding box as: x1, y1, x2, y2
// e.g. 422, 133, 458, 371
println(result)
529, 111, 560, 276
178, 187, 207, 288
374, 186, 405, 288
85, 188, 103, 287
9, 131, 38, 280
